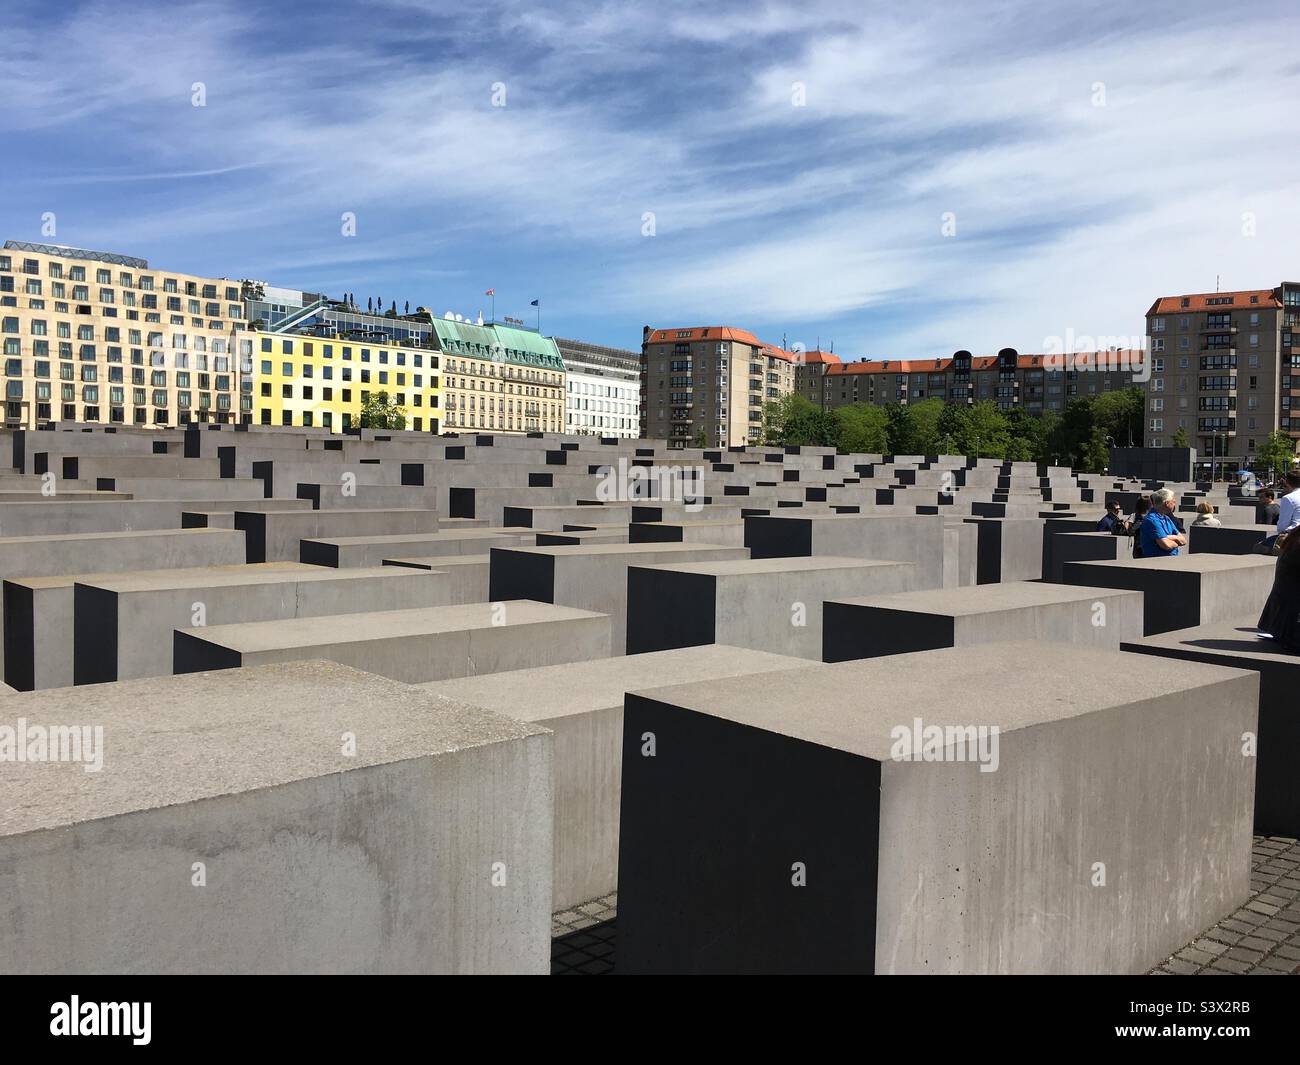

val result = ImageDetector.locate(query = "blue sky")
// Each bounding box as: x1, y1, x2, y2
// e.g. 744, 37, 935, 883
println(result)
3, 0, 1298, 357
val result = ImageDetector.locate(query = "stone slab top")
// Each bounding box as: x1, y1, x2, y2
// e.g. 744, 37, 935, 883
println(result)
422, 644, 813, 722
5, 562, 307, 591
300, 530, 519, 546
0, 528, 239, 547
1065, 554, 1278, 573
0, 660, 546, 838
827, 581, 1143, 615
382, 554, 491, 569
232, 507, 440, 516
632, 556, 914, 577
78, 563, 437, 594
630, 520, 745, 529
625, 640, 1257, 760
181, 600, 607, 653
1121, 618, 1300, 670
491, 542, 747, 558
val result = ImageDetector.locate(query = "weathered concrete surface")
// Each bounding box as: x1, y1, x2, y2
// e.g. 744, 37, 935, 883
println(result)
743, 513, 946, 589
235, 508, 439, 563
0, 661, 552, 974
489, 543, 750, 653
383, 554, 490, 604
424, 645, 813, 911
75, 563, 450, 683
299, 529, 528, 568
0, 529, 246, 686
823, 581, 1144, 661
174, 600, 611, 682
626, 556, 916, 659
618, 642, 1257, 974
1121, 619, 1300, 836
1061, 554, 1278, 635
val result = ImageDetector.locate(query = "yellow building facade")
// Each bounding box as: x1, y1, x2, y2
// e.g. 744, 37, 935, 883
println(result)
252, 332, 442, 432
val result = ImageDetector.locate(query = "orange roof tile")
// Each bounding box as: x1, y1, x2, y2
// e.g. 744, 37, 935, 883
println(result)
1146, 289, 1281, 315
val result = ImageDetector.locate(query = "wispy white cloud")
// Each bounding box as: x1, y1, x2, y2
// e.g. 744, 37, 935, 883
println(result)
2, 0, 1296, 355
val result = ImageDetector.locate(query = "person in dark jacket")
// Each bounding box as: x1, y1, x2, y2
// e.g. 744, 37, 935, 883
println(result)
1096, 500, 1129, 534
1258, 530, 1300, 652
1129, 496, 1150, 558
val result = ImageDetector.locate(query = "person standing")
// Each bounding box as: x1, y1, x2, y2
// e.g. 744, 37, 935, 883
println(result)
1259, 489, 1281, 528
1257, 527, 1300, 651
1096, 500, 1129, 534
1139, 488, 1187, 558
1129, 495, 1151, 558
1277, 471, 1300, 534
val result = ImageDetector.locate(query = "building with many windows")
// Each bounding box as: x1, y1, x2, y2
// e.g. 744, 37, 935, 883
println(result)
432, 318, 565, 434
0, 240, 246, 429
252, 331, 441, 432
555, 336, 639, 438
810, 348, 1145, 415
1145, 283, 1300, 472
640, 326, 796, 447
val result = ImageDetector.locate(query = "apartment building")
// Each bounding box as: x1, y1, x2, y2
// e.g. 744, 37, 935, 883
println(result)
0, 240, 246, 429
811, 348, 1145, 414
640, 325, 796, 447
432, 318, 565, 434
252, 331, 441, 432
555, 336, 640, 438
1145, 283, 1300, 470
793, 350, 840, 405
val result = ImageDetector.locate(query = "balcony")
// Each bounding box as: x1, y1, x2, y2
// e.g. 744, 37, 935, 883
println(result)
1199, 323, 1237, 334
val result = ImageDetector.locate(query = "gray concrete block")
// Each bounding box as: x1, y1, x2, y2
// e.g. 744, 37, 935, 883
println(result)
383, 554, 490, 604
627, 556, 917, 659
1121, 620, 1300, 836
617, 642, 1257, 973
1, 529, 246, 687
174, 601, 611, 682
424, 645, 813, 911
744, 514, 946, 589
0, 661, 551, 974
488, 543, 750, 653
1061, 554, 1278, 635
236, 508, 440, 563
823, 581, 1144, 661
75, 563, 450, 683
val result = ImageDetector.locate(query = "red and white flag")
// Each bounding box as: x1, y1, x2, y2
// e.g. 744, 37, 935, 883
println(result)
485, 288, 494, 296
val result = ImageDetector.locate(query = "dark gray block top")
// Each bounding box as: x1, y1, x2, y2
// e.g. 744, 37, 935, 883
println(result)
1122, 618, 1300, 668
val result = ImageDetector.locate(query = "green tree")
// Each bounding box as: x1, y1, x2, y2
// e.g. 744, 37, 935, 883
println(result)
360, 390, 407, 430
1081, 426, 1110, 473
834, 403, 889, 454
905, 397, 945, 454
936, 402, 970, 455
884, 404, 921, 455
1258, 430, 1298, 480
961, 401, 1010, 459
1171, 426, 1190, 449
694, 428, 707, 449
762, 394, 838, 447
1091, 387, 1144, 447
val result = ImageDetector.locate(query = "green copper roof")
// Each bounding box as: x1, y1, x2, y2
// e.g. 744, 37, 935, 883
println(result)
430, 319, 566, 371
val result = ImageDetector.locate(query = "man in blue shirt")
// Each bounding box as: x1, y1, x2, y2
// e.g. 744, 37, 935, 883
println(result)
1139, 488, 1187, 557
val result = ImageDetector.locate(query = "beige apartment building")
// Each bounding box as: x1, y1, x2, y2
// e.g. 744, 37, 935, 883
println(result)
1145, 283, 1300, 471
0, 240, 247, 429
641, 325, 796, 447
432, 317, 565, 434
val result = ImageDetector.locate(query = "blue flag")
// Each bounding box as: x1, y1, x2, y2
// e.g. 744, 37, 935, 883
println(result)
530, 299, 539, 306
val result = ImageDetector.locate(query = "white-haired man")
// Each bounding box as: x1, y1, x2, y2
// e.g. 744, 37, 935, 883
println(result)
1138, 488, 1187, 558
